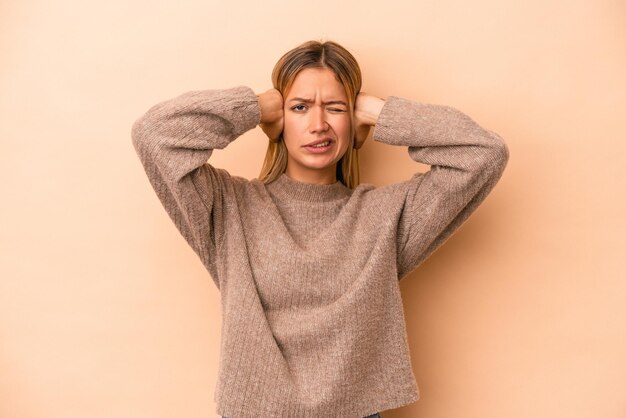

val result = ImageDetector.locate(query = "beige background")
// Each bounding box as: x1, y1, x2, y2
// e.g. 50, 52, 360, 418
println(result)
1, 1, 625, 417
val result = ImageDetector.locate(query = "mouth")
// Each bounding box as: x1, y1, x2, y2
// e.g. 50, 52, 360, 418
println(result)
302, 138, 334, 154
303, 138, 333, 148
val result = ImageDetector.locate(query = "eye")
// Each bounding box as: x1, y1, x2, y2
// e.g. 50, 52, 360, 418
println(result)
291, 104, 307, 112
328, 108, 347, 113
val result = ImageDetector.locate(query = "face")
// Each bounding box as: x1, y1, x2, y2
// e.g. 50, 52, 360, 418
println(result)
282, 67, 351, 184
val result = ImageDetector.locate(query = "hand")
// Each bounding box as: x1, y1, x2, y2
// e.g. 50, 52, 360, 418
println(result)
354, 92, 385, 149
257, 88, 284, 142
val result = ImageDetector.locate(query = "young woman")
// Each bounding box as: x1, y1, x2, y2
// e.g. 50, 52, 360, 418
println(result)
132, 40, 509, 418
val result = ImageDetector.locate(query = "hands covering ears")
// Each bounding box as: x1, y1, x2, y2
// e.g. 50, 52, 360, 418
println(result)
256, 89, 384, 149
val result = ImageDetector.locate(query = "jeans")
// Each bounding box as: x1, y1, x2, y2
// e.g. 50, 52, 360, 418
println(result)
222, 414, 380, 418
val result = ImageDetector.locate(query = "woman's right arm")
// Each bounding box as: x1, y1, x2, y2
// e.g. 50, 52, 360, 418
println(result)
131, 85, 268, 288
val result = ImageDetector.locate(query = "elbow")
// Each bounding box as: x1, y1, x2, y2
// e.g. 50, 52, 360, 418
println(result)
483, 132, 510, 178
131, 113, 151, 152
492, 131, 510, 167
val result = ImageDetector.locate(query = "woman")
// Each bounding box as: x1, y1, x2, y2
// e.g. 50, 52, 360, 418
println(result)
131, 40, 509, 418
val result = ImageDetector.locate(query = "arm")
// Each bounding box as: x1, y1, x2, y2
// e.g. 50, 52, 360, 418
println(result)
360, 94, 510, 280
131, 85, 265, 288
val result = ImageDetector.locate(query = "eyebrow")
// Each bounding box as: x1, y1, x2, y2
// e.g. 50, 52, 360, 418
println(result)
289, 97, 348, 106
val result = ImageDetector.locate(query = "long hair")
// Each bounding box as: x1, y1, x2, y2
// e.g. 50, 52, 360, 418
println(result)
258, 40, 362, 188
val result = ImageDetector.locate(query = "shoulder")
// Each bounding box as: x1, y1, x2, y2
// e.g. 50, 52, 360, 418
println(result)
225, 174, 274, 204
195, 166, 264, 203
352, 174, 424, 202
340, 177, 421, 221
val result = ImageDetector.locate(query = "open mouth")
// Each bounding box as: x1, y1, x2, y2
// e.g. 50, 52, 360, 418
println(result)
309, 140, 331, 148
303, 139, 334, 153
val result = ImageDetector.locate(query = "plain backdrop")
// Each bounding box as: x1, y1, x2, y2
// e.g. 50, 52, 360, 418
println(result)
1, 1, 625, 417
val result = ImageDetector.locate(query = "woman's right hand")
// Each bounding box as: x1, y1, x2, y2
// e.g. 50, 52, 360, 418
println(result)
257, 88, 284, 142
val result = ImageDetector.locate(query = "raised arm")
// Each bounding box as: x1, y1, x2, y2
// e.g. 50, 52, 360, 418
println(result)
360, 94, 510, 280
130, 85, 263, 288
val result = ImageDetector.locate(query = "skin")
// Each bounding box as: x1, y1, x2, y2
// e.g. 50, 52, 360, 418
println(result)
257, 67, 385, 185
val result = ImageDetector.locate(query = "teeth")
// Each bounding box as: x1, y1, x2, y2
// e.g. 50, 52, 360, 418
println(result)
311, 141, 330, 147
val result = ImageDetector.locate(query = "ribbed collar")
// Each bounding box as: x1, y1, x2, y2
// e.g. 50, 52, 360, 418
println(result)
266, 173, 352, 202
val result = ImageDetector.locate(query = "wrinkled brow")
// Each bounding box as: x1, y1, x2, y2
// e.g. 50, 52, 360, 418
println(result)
289, 97, 348, 106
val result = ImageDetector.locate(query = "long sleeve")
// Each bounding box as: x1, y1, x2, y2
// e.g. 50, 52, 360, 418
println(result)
131, 85, 261, 288
371, 96, 510, 280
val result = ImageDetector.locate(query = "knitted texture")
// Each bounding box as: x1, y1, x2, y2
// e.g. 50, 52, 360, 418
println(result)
131, 85, 509, 417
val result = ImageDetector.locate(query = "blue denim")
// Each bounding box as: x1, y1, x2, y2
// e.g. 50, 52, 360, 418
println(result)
222, 413, 379, 418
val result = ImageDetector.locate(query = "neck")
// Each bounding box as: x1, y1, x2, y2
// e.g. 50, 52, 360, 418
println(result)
284, 164, 337, 185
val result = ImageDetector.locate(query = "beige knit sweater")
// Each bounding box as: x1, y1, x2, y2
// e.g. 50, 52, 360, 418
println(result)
131, 85, 509, 417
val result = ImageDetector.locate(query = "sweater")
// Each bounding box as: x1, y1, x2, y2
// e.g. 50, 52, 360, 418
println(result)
131, 85, 509, 417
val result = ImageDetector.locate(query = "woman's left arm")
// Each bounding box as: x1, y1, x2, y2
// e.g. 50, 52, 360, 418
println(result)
356, 93, 510, 280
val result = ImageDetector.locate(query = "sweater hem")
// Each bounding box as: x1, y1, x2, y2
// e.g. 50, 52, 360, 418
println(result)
215, 388, 419, 417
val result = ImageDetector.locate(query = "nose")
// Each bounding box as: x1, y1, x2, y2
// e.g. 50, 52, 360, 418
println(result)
309, 106, 328, 133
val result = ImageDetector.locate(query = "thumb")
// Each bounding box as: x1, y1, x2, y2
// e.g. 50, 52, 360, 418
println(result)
354, 124, 371, 149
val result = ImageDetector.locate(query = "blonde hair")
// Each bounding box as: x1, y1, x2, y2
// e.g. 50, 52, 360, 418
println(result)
258, 40, 362, 188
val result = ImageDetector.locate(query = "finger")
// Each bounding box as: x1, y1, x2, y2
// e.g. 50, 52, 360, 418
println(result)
354, 125, 371, 149
354, 135, 365, 150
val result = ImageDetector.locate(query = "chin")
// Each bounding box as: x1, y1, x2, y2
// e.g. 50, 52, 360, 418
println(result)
302, 158, 338, 170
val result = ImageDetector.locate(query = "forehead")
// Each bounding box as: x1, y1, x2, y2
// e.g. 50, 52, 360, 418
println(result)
286, 67, 347, 100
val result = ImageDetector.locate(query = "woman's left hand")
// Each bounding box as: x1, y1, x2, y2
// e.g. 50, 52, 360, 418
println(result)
354, 92, 385, 149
